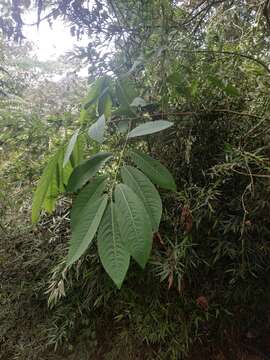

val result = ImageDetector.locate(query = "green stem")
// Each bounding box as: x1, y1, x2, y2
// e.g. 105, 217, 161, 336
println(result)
110, 124, 131, 196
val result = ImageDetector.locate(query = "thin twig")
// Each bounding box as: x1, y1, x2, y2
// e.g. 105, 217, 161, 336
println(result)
231, 168, 270, 178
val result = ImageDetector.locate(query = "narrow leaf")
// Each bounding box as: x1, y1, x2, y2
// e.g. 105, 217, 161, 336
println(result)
43, 168, 59, 214
67, 152, 112, 192
71, 176, 107, 230
130, 150, 176, 191
57, 149, 73, 191
67, 194, 108, 266
63, 129, 80, 167
114, 184, 152, 269
70, 134, 86, 167
88, 115, 106, 143
121, 166, 162, 232
32, 149, 60, 223
98, 202, 130, 288
127, 120, 173, 138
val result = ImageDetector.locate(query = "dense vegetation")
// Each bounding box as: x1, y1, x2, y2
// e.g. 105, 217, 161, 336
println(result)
1, 1, 270, 359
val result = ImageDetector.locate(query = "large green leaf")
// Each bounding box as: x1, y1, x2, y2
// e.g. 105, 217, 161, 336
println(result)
130, 150, 176, 191
67, 194, 108, 266
114, 184, 152, 269
43, 165, 59, 213
70, 134, 86, 167
71, 176, 107, 230
127, 120, 173, 138
67, 152, 112, 192
98, 202, 130, 289
88, 115, 106, 143
32, 149, 61, 223
121, 166, 162, 232
57, 148, 73, 192
63, 129, 80, 167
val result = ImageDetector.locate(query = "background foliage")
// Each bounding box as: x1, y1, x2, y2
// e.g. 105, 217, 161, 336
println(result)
1, 1, 270, 359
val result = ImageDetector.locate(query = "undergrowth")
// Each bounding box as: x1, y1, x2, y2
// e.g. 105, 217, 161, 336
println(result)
1, 107, 270, 359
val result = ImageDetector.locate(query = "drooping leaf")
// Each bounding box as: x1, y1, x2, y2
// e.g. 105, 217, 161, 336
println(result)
43, 166, 59, 214
67, 194, 108, 266
88, 115, 106, 143
114, 184, 152, 268
127, 120, 173, 138
130, 150, 176, 191
63, 129, 80, 167
71, 176, 107, 230
57, 149, 73, 191
57, 149, 65, 193
32, 148, 61, 223
70, 134, 86, 167
67, 152, 112, 192
98, 202, 130, 289
121, 166, 162, 232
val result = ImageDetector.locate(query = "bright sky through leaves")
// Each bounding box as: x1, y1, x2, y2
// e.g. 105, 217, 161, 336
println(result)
23, 11, 86, 61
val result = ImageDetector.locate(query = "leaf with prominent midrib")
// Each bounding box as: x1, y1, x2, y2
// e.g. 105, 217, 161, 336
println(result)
127, 120, 173, 138
67, 152, 112, 192
98, 202, 130, 289
114, 184, 152, 269
63, 129, 80, 167
57, 148, 73, 192
121, 166, 162, 232
70, 134, 86, 168
130, 150, 176, 191
71, 176, 107, 230
67, 194, 108, 266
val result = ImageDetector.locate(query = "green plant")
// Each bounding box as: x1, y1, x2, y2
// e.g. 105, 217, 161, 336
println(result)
2, 1, 270, 358
32, 75, 177, 288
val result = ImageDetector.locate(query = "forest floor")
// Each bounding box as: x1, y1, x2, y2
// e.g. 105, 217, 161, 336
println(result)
1, 223, 268, 360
